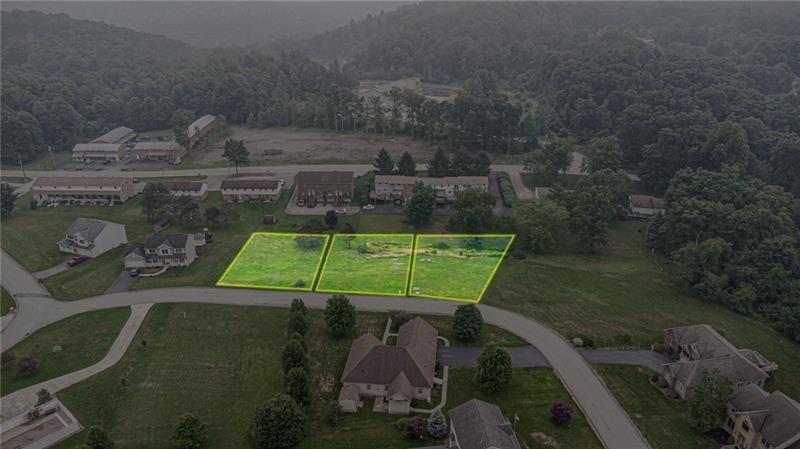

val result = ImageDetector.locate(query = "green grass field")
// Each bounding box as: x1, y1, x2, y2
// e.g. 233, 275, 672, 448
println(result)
317, 234, 414, 296
1, 287, 15, 315
1, 308, 130, 396
217, 233, 329, 290
410, 235, 514, 302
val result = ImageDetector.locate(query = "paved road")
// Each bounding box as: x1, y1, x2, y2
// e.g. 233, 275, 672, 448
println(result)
0, 252, 651, 449
0, 304, 152, 421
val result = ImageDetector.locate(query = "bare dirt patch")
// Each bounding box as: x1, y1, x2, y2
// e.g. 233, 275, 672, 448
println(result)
195, 126, 436, 164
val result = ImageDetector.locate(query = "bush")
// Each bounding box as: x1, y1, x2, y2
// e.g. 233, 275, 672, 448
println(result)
453, 305, 483, 341
287, 332, 306, 350
86, 425, 114, 449
497, 173, 521, 208
395, 418, 409, 431
287, 311, 307, 336
550, 402, 574, 426
402, 416, 425, 440
290, 298, 307, 316
281, 339, 308, 373
389, 310, 412, 328
427, 409, 447, 439
253, 395, 305, 449
16, 356, 39, 378
36, 389, 52, 405
30, 199, 37, 210
173, 413, 207, 449
325, 400, 342, 425
475, 343, 512, 393
285, 367, 309, 406
325, 294, 356, 337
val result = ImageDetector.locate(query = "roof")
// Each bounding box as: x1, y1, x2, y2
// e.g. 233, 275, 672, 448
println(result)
33, 177, 128, 188
71, 143, 123, 153
159, 181, 206, 192
133, 141, 182, 151
387, 372, 413, 401
338, 384, 360, 402
65, 218, 117, 241
123, 243, 144, 258
221, 179, 280, 190
91, 127, 134, 144
374, 175, 489, 186
297, 171, 354, 185
729, 384, 800, 447
449, 399, 521, 449
665, 355, 769, 391
187, 115, 216, 138
144, 234, 188, 249
629, 194, 665, 209
665, 324, 739, 360
342, 318, 437, 389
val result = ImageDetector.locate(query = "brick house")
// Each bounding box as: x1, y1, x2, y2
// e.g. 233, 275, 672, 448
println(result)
91, 126, 135, 145
71, 143, 126, 162
722, 384, 800, 449
221, 178, 281, 203
159, 181, 208, 201
32, 177, 135, 204
296, 171, 354, 206
133, 141, 186, 162
186, 115, 217, 148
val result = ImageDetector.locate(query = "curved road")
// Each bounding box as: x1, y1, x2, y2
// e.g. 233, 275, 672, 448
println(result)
0, 251, 650, 449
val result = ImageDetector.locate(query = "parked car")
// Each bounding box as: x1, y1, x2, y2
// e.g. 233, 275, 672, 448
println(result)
362, 204, 376, 210
335, 208, 348, 214
67, 255, 90, 267
129, 268, 140, 277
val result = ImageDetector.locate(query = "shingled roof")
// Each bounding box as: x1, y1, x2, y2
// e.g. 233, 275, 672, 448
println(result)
221, 179, 280, 190
91, 126, 134, 144
64, 218, 115, 242
664, 355, 769, 392
160, 181, 206, 192
144, 234, 188, 249
729, 384, 800, 448
187, 115, 215, 138
449, 399, 522, 449
297, 171, 354, 185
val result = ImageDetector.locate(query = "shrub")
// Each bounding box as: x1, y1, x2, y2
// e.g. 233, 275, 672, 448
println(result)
36, 389, 52, 405
30, 199, 37, 210
356, 244, 373, 254
287, 311, 307, 336
287, 332, 306, 350
16, 356, 39, 378
325, 400, 342, 425
453, 305, 483, 341
25, 408, 41, 423
427, 409, 447, 439
475, 343, 512, 393
281, 339, 308, 373
253, 395, 305, 449
550, 402, 574, 426
293, 279, 306, 288
290, 298, 307, 316
389, 310, 412, 328
325, 294, 356, 337
395, 418, 409, 431
1, 351, 15, 367
285, 367, 309, 406
402, 416, 425, 440
173, 413, 207, 449
86, 425, 114, 449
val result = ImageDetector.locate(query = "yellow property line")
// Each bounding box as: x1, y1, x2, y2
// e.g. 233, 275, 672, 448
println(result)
315, 233, 415, 297
216, 232, 330, 292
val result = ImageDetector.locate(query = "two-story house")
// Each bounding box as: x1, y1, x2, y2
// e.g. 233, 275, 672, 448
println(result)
58, 218, 128, 258
722, 384, 800, 449
448, 399, 523, 449
123, 234, 198, 269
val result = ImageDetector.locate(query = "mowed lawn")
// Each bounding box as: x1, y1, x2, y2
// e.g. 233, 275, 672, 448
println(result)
1, 307, 130, 395
317, 234, 414, 296
411, 235, 514, 302
1, 287, 15, 315
217, 233, 328, 290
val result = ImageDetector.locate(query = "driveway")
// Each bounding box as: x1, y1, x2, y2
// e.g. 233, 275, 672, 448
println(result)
437, 346, 550, 368
580, 349, 672, 373
105, 270, 137, 294
33, 261, 71, 280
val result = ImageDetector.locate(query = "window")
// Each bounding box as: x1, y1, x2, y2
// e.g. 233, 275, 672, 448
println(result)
366, 384, 371, 390
160, 249, 170, 255
726, 417, 734, 429
742, 421, 750, 432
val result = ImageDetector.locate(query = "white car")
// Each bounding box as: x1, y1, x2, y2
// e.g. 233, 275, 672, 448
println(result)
335, 208, 348, 214
362, 204, 376, 210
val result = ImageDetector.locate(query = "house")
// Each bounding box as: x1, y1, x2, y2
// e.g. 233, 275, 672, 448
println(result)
662, 325, 777, 399
58, 218, 128, 258
133, 141, 186, 162
338, 317, 437, 415
159, 181, 208, 201
32, 177, 135, 204
71, 143, 126, 162
297, 171, 354, 206
221, 178, 281, 203
123, 234, 199, 269
448, 399, 523, 449
629, 194, 665, 217
91, 126, 136, 145
186, 115, 217, 148
722, 384, 800, 449
371, 175, 489, 204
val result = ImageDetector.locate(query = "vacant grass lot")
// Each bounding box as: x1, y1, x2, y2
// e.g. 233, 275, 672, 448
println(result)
317, 234, 414, 296
217, 233, 328, 290
597, 366, 716, 449
411, 235, 514, 302
42, 247, 126, 300
54, 304, 554, 449
0, 307, 130, 396
447, 368, 602, 449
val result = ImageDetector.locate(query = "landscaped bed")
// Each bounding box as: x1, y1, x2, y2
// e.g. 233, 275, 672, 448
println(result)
410, 234, 515, 302
316, 234, 414, 296
216, 232, 329, 291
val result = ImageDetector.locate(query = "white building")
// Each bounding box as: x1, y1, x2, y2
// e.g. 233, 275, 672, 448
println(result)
372, 175, 489, 204
32, 177, 135, 204
58, 218, 128, 258
158, 181, 208, 201
221, 178, 281, 203
123, 234, 199, 269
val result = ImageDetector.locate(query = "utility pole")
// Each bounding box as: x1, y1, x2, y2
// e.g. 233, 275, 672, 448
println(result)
18, 152, 27, 180
48, 146, 55, 168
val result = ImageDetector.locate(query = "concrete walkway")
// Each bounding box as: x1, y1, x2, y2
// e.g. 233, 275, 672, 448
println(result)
33, 262, 71, 281
0, 253, 651, 449
0, 303, 152, 422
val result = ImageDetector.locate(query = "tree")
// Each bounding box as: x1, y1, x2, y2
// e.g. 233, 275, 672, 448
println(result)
472, 151, 492, 176
405, 182, 436, 226
173, 413, 207, 449
16, 356, 39, 378
475, 343, 512, 393
222, 139, 250, 175
171, 109, 194, 149
253, 395, 305, 449
36, 388, 52, 405
204, 206, 221, 226
427, 147, 450, 177
324, 210, 338, 229
427, 409, 447, 439
374, 148, 395, 174
281, 339, 308, 373
453, 305, 483, 341
570, 185, 615, 251
86, 425, 114, 449
447, 188, 496, 233
290, 298, 307, 316
287, 311, 307, 336
689, 121, 755, 172
550, 402, 574, 426
173, 196, 200, 227
524, 141, 573, 183
397, 151, 416, 176
688, 370, 733, 432
1, 183, 17, 217
583, 136, 621, 173
141, 183, 172, 221
513, 199, 568, 252
285, 367, 310, 405
402, 416, 425, 440
325, 294, 356, 337
450, 151, 472, 176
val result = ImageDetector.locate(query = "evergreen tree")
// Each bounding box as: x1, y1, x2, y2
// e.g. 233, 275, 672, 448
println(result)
405, 182, 436, 226
253, 395, 305, 449
453, 305, 483, 341
397, 151, 416, 176
285, 367, 310, 405
290, 298, 307, 316
86, 426, 114, 449
427, 409, 448, 439
281, 339, 308, 373
1, 183, 17, 217
287, 311, 307, 336
172, 413, 207, 449
427, 147, 450, 177
324, 294, 356, 337
374, 148, 395, 174
472, 151, 492, 176
475, 343, 512, 393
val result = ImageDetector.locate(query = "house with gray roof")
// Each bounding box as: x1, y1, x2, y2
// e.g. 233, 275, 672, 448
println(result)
91, 126, 135, 145
722, 384, 800, 449
338, 317, 438, 414
123, 234, 199, 270
662, 325, 777, 399
448, 399, 522, 449
58, 218, 127, 258
186, 115, 217, 148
